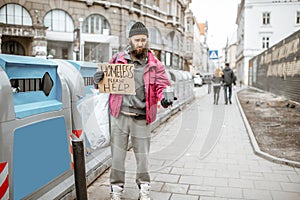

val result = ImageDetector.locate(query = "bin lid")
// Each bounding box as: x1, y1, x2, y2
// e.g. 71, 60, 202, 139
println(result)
67, 60, 98, 77
0, 54, 56, 69
168, 70, 183, 82
67, 60, 98, 70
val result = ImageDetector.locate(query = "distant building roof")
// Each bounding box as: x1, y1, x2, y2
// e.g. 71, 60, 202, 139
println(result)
198, 23, 206, 35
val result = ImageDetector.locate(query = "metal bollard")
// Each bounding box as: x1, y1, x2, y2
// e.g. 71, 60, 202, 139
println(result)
72, 140, 88, 200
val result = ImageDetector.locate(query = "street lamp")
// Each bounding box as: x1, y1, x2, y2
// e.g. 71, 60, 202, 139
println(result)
78, 17, 84, 61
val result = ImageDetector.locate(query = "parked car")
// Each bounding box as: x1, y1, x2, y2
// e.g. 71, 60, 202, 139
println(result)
201, 73, 213, 84
193, 74, 203, 87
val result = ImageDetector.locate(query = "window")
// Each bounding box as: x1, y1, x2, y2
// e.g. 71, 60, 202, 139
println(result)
167, 0, 171, 15
173, 35, 179, 50
186, 21, 191, 32
2, 41, 25, 55
84, 42, 109, 62
296, 11, 300, 24
262, 12, 270, 25
44, 9, 74, 32
187, 41, 191, 52
165, 52, 171, 67
176, 4, 180, 18
262, 37, 269, 49
149, 27, 162, 44
155, 0, 159, 7
0, 3, 32, 25
83, 14, 110, 34
166, 33, 173, 48
172, 54, 179, 69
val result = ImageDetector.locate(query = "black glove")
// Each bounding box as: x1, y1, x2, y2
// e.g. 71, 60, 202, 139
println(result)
161, 98, 173, 107
93, 71, 104, 84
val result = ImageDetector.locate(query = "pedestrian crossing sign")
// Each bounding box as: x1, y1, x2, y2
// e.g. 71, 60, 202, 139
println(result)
209, 50, 219, 60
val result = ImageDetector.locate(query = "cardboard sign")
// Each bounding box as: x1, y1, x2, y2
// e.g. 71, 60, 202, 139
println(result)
98, 63, 135, 95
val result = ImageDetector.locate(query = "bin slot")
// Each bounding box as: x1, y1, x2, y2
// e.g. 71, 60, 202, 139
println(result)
83, 77, 93, 86
10, 72, 53, 96
15, 100, 62, 118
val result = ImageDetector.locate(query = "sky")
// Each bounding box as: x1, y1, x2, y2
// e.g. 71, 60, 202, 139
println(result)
190, 0, 241, 53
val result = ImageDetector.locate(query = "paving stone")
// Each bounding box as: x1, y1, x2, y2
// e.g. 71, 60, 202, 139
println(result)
228, 178, 255, 189
240, 171, 265, 181
149, 181, 164, 191
215, 170, 239, 178
188, 189, 214, 196
263, 173, 290, 181
179, 175, 203, 185
171, 167, 194, 175
170, 193, 199, 200
199, 197, 227, 200
249, 165, 273, 173
254, 180, 281, 190
217, 158, 238, 165
203, 177, 228, 187
161, 183, 189, 194
151, 191, 171, 200
192, 168, 216, 177
189, 185, 215, 191
215, 187, 243, 199
271, 191, 300, 200
287, 174, 300, 183
243, 188, 272, 200
280, 182, 300, 192
154, 173, 180, 183
227, 164, 250, 172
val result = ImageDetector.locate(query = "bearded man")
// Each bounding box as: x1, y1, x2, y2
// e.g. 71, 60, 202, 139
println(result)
93, 21, 173, 200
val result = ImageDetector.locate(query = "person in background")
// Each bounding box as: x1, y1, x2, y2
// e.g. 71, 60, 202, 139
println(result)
207, 76, 212, 94
222, 63, 236, 104
93, 21, 173, 200
212, 67, 223, 105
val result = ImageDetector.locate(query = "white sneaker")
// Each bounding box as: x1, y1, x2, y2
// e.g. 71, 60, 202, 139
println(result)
110, 185, 123, 200
139, 183, 151, 200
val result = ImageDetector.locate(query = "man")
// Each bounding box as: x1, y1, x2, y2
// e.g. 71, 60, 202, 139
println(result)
93, 22, 173, 200
222, 63, 236, 104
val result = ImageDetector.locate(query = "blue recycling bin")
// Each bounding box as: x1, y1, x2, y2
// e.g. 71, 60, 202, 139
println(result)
67, 60, 98, 95
0, 54, 72, 199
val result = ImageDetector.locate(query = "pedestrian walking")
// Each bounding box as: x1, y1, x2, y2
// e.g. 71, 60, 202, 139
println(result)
222, 63, 236, 104
93, 21, 173, 200
212, 67, 223, 105
207, 78, 212, 94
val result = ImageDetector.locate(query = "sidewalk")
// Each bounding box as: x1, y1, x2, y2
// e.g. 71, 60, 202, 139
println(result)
87, 86, 300, 200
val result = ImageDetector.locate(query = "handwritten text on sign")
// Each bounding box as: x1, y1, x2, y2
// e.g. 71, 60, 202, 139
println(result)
98, 64, 135, 94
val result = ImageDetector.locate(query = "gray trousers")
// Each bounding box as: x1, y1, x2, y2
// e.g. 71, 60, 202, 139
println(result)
213, 85, 221, 103
110, 113, 151, 186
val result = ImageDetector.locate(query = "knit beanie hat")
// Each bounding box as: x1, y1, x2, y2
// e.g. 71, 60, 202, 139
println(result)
129, 22, 149, 38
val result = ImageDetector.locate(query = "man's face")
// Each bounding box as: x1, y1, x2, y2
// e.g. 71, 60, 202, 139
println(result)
130, 34, 148, 54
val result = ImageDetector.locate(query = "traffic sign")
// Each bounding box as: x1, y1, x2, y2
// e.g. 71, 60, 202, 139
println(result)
209, 50, 219, 60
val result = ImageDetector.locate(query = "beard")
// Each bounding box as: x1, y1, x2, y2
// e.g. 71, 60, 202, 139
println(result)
129, 41, 149, 60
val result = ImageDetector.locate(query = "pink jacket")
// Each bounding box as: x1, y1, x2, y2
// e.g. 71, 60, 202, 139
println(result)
108, 50, 171, 124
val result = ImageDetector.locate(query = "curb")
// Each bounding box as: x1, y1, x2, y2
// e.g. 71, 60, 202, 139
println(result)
235, 88, 300, 168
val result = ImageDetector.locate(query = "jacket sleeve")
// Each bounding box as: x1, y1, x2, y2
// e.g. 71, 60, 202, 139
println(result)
155, 61, 171, 100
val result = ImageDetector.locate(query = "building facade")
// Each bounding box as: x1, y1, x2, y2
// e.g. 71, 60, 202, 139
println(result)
191, 20, 208, 74
0, 0, 195, 70
235, 0, 300, 85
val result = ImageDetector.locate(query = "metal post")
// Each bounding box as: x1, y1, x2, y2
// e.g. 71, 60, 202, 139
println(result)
72, 140, 88, 200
